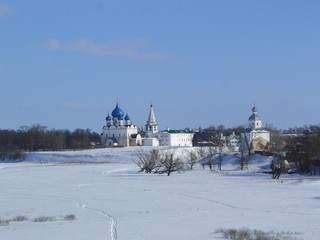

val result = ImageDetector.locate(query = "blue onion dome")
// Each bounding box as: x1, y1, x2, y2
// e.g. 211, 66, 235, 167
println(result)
105, 114, 112, 121
111, 103, 125, 119
125, 113, 131, 121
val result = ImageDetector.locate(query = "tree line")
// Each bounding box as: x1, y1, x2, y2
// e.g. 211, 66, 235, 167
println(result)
191, 124, 320, 176
284, 125, 320, 175
2, 123, 320, 175
0, 124, 100, 160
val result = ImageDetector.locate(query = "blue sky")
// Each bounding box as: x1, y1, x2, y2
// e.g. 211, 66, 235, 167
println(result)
1, 1, 320, 132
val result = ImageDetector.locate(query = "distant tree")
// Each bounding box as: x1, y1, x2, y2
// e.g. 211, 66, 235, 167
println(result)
186, 149, 198, 170
203, 125, 225, 171
135, 149, 185, 176
197, 146, 208, 170
9, 149, 26, 161
238, 133, 254, 170
158, 151, 184, 176
70, 129, 91, 150
241, 131, 254, 156
16, 126, 30, 150
0, 125, 100, 155
28, 124, 48, 151
206, 146, 216, 172
238, 136, 249, 170
271, 159, 289, 179
286, 125, 320, 175
135, 148, 162, 173
215, 126, 225, 171
269, 129, 288, 158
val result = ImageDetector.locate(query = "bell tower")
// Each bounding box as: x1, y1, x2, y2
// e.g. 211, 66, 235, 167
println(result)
248, 105, 262, 129
145, 104, 159, 136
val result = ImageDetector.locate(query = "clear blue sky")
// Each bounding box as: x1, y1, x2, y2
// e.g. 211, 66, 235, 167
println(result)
1, 1, 320, 132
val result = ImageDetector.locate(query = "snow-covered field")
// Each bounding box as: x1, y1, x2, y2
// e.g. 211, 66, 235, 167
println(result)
1, 147, 320, 240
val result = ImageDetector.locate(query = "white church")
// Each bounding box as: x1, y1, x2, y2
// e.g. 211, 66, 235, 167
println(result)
101, 102, 142, 147
242, 105, 270, 151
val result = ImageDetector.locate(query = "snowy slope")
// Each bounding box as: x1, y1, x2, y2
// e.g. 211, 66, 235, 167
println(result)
25, 146, 192, 164
1, 147, 319, 240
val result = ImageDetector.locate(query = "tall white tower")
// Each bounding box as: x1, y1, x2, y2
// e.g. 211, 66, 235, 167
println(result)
248, 105, 262, 129
145, 104, 159, 136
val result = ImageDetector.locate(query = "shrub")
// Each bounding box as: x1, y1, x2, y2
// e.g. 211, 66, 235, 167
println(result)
9, 149, 26, 161
33, 216, 56, 222
0, 219, 10, 226
64, 214, 76, 221
215, 228, 301, 240
11, 215, 28, 222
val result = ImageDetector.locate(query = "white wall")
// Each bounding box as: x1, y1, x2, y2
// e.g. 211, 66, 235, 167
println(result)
101, 125, 139, 147
143, 138, 159, 146
157, 132, 194, 147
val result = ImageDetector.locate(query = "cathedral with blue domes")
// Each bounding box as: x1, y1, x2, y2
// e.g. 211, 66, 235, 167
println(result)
101, 102, 142, 147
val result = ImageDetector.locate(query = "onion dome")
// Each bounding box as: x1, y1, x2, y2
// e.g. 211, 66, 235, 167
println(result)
105, 114, 112, 121
125, 113, 131, 121
248, 105, 261, 121
111, 103, 125, 119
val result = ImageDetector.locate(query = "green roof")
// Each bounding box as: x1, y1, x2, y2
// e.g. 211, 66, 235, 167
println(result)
161, 129, 194, 134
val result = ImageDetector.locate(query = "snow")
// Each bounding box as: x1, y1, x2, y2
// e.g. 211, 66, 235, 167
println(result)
1, 147, 320, 240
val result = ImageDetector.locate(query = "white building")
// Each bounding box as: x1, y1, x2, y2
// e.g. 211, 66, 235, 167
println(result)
142, 137, 159, 147
101, 102, 142, 147
226, 132, 240, 152
242, 105, 270, 151
157, 130, 194, 147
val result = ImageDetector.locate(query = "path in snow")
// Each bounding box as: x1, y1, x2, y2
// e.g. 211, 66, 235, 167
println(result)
74, 200, 117, 240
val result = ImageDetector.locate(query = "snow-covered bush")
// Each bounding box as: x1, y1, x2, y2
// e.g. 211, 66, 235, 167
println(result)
215, 228, 301, 240
33, 216, 56, 222
0, 219, 10, 226
11, 216, 28, 222
64, 214, 76, 221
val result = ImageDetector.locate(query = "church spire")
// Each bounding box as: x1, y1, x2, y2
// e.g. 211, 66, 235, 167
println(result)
148, 104, 157, 125
145, 104, 158, 136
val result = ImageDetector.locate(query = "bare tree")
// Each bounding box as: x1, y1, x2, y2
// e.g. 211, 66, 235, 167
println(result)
159, 151, 184, 176
135, 148, 162, 173
269, 130, 288, 158
207, 146, 216, 172
238, 135, 250, 170
197, 146, 208, 170
209, 126, 225, 171
241, 131, 254, 156
271, 159, 289, 179
186, 149, 198, 170
286, 126, 320, 175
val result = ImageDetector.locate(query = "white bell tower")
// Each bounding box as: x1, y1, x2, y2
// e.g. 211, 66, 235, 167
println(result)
145, 104, 159, 136
248, 105, 262, 129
